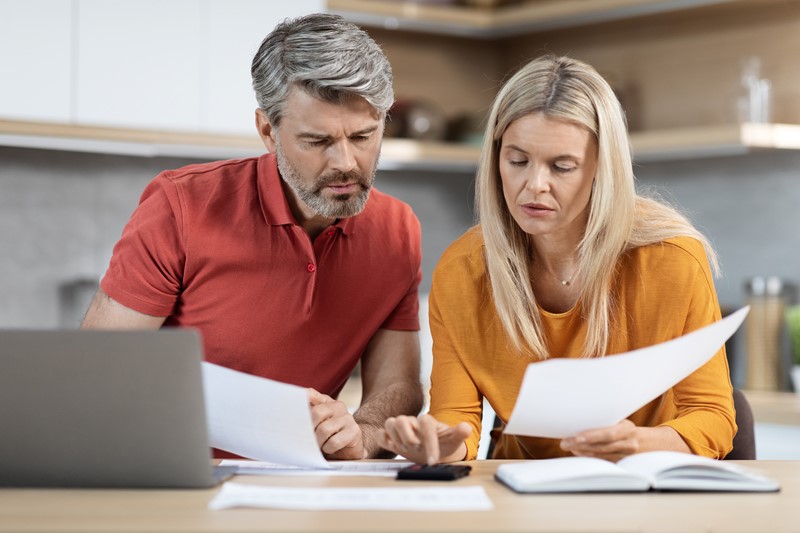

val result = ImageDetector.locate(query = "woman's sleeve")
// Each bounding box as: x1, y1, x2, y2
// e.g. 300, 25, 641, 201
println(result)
660, 248, 737, 459
427, 263, 485, 461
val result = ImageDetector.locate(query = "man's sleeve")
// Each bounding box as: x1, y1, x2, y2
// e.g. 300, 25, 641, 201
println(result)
100, 175, 186, 317
379, 207, 422, 331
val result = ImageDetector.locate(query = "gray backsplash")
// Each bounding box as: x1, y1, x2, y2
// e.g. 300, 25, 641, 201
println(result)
2, 145, 799, 387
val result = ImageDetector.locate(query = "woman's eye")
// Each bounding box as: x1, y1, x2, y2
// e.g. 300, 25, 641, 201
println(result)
509, 160, 528, 167
554, 165, 576, 173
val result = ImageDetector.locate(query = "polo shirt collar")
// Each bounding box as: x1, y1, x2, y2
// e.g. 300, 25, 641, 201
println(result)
257, 153, 357, 236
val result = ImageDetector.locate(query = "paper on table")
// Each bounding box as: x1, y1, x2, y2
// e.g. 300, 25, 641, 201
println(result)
209, 483, 494, 511
202, 362, 328, 467
219, 460, 413, 477
504, 306, 749, 438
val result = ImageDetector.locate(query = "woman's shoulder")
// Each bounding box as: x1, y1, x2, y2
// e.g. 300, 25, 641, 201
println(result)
631, 236, 707, 263
626, 236, 714, 282
435, 226, 486, 271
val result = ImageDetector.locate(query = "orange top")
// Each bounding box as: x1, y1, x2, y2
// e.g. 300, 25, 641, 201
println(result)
428, 228, 736, 460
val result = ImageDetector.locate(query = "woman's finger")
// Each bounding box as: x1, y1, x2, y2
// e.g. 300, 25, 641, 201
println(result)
419, 414, 441, 465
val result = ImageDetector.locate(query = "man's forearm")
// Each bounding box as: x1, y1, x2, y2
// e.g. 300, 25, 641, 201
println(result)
354, 379, 424, 459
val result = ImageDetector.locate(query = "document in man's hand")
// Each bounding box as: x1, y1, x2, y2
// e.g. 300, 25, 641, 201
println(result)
201, 362, 328, 467
495, 451, 780, 493
504, 307, 749, 438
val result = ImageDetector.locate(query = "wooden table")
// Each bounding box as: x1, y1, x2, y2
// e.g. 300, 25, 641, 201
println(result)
1, 460, 798, 532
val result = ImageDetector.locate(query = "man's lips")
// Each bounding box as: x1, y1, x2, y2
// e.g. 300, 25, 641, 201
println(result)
325, 183, 360, 194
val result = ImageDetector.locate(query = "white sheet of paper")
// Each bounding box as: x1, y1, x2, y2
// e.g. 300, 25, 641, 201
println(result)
504, 306, 749, 438
202, 362, 328, 467
219, 460, 413, 477
208, 483, 494, 511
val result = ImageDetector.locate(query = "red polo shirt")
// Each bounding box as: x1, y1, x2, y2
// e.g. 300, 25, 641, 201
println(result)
101, 154, 421, 398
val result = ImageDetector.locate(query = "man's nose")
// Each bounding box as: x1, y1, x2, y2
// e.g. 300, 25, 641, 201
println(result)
329, 141, 357, 174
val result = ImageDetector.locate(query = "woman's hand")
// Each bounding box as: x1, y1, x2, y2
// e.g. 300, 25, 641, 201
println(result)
379, 414, 472, 465
559, 420, 690, 462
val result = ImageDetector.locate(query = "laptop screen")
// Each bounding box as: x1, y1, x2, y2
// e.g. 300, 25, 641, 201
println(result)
0, 329, 231, 488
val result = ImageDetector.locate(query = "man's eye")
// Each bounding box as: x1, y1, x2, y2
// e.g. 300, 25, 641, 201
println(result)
307, 140, 327, 147
351, 135, 369, 142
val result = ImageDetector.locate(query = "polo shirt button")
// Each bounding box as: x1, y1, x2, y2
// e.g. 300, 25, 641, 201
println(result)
307, 263, 316, 273
326, 230, 335, 236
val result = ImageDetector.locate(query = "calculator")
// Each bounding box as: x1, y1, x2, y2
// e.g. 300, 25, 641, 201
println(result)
396, 464, 472, 481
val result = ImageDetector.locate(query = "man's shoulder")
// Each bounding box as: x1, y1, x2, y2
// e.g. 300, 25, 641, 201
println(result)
365, 188, 416, 216
157, 157, 261, 187
360, 188, 420, 232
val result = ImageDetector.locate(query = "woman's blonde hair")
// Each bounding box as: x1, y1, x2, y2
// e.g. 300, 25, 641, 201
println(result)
476, 55, 719, 359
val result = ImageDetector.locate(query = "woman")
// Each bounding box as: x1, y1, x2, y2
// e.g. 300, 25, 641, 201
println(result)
379, 55, 736, 465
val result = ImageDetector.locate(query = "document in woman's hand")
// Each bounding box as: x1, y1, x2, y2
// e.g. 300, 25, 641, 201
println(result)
495, 451, 780, 493
504, 307, 750, 438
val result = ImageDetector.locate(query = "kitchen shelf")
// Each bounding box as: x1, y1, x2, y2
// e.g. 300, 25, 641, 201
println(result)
3, 120, 800, 170
0, 120, 265, 161
630, 123, 800, 162
0, 119, 480, 170
743, 390, 800, 427
327, 0, 743, 38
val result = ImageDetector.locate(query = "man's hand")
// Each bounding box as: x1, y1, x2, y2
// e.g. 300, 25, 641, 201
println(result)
307, 388, 366, 460
379, 414, 471, 465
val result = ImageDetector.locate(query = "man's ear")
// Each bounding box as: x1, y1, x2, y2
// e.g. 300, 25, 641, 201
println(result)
255, 109, 277, 153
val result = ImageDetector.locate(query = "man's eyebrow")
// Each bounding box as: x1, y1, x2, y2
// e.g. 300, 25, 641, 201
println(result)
296, 132, 329, 140
296, 125, 380, 140
350, 125, 379, 136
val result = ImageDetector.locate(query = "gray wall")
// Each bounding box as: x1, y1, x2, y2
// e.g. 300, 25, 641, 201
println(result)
634, 151, 800, 309
0, 146, 476, 328
2, 145, 799, 330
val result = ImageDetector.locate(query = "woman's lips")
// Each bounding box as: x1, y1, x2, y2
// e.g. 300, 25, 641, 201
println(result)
520, 203, 554, 217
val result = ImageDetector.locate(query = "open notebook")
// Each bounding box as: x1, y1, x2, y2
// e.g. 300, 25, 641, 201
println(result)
0, 329, 235, 488
496, 451, 780, 493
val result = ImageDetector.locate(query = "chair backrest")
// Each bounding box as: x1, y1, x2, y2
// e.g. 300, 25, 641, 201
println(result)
725, 388, 756, 460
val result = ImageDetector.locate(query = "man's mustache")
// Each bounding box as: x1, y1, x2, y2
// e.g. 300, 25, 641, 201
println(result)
316, 170, 373, 191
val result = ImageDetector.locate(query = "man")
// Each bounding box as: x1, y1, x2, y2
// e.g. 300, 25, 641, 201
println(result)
81, 13, 424, 460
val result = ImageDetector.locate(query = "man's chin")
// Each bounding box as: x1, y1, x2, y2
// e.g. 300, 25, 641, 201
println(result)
315, 196, 368, 219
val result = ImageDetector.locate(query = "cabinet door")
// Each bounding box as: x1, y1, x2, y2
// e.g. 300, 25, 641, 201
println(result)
75, 0, 203, 131
203, 0, 324, 135
0, 0, 72, 123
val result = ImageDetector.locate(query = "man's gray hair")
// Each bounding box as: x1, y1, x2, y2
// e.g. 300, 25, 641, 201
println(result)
251, 13, 394, 126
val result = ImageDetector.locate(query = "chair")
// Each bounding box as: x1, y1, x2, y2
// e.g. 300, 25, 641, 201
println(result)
726, 388, 756, 460
484, 388, 756, 460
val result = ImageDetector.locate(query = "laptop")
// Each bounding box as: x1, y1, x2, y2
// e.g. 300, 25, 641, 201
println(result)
0, 329, 236, 488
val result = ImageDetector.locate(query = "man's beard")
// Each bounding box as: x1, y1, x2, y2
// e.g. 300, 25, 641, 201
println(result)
275, 141, 377, 219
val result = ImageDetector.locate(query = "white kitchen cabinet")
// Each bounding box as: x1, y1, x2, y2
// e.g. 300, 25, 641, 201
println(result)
75, 0, 204, 131
204, 0, 325, 135
75, 0, 324, 134
0, 0, 72, 123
